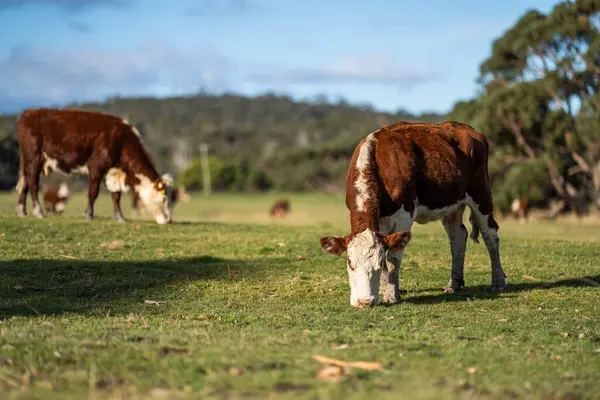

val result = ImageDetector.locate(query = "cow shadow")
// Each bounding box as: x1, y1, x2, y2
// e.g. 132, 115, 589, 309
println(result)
0, 255, 271, 318
403, 275, 600, 305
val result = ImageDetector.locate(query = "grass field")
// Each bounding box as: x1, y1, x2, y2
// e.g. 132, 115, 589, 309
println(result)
0, 192, 599, 399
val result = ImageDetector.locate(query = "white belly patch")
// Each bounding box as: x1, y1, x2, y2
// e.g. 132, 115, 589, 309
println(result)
414, 201, 465, 224
379, 197, 472, 233
42, 153, 88, 176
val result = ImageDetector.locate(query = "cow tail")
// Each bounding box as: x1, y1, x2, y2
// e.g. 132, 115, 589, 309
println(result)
468, 210, 480, 244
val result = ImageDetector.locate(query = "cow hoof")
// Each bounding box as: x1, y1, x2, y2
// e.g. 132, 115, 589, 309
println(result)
84, 213, 93, 221
16, 206, 27, 217
32, 207, 45, 219
114, 214, 126, 223
381, 286, 401, 304
490, 280, 507, 292
381, 294, 401, 304
443, 278, 465, 294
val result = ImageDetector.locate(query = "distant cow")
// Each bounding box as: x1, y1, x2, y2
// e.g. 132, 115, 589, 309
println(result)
16, 108, 174, 224
510, 198, 529, 222
43, 183, 70, 214
270, 199, 291, 217
130, 186, 190, 217
319, 121, 507, 308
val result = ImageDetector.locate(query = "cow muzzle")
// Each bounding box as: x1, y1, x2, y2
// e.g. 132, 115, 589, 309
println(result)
155, 215, 169, 225
356, 298, 375, 308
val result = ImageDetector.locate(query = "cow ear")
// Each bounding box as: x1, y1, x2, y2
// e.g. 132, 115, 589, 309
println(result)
156, 181, 166, 194
320, 236, 347, 256
161, 173, 174, 186
383, 231, 411, 252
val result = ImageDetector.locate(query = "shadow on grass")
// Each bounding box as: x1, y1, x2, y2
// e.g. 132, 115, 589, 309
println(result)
0, 255, 274, 318
405, 275, 600, 304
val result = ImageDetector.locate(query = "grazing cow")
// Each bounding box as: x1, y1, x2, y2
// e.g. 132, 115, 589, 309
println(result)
16, 108, 174, 224
130, 186, 189, 217
510, 198, 529, 223
270, 199, 291, 217
319, 121, 507, 308
43, 183, 70, 214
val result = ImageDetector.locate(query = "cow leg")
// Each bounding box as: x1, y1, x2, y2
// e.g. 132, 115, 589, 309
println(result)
16, 151, 28, 217
379, 207, 415, 304
84, 174, 103, 221
442, 206, 467, 293
380, 250, 404, 304
379, 216, 399, 303
131, 191, 140, 217
112, 191, 126, 222
468, 203, 507, 292
16, 183, 28, 217
519, 208, 527, 224
26, 159, 45, 219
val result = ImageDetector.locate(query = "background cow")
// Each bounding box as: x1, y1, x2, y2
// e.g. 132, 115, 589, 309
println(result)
42, 183, 70, 214
16, 108, 175, 224
269, 199, 291, 217
510, 198, 529, 222
319, 121, 507, 308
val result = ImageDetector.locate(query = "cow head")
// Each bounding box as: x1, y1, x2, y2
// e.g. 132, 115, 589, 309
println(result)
160, 173, 176, 223
320, 229, 411, 308
135, 173, 175, 224
57, 183, 70, 199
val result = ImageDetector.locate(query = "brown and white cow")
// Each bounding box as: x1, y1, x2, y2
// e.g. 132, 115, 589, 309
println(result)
43, 183, 70, 214
510, 198, 529, 223
270, 199, 291, 217
319, 121, 507, 308
16, 108, 174, 224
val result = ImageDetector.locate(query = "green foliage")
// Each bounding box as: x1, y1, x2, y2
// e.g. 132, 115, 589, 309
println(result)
452, 0, 600, 213
0, 133, 19, 191
494, 157, 554, 211
0, 115, 18, 190
178, 156, 273, 192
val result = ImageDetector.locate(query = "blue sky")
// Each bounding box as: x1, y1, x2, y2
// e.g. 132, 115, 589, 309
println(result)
0, 0, 560, 115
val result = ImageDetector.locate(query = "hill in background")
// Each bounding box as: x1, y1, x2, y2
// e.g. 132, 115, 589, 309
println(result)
0, 93, 445, 192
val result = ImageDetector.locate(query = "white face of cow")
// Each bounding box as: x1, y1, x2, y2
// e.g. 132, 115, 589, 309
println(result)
135, 173, 175, 224
346, 230, 386, 307
320, 229, 411, 308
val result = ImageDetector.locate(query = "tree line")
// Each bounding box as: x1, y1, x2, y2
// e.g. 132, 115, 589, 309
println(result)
0, 0, 598, 215
449, 0, 600, 215
0, 93, 444, 193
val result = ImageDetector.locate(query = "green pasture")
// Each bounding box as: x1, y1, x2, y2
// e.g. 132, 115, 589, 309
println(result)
0, 192, 598, 399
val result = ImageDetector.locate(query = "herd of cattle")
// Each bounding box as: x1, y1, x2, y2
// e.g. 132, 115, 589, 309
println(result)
14, 107, 509, 308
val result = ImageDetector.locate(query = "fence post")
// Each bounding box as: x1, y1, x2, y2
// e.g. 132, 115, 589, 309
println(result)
199, 143, 211, 196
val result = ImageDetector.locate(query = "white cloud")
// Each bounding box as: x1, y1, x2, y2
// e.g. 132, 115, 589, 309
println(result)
247, 55, 436, 89
0, 45, 437, 114
0, 42, 235, 113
